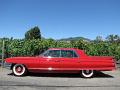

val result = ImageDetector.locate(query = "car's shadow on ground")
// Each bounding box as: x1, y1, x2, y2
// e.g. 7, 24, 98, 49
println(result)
93, 71, 114, 78
8, 71, 114, 78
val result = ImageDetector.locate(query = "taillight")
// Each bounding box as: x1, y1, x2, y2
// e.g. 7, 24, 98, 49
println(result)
112, 59, 116, 70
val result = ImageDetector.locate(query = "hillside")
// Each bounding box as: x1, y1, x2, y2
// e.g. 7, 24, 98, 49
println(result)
57, 37, 91, 42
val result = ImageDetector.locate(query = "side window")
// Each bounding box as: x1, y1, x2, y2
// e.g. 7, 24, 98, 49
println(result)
43, 50, 60, 57
61, 50, 78, 58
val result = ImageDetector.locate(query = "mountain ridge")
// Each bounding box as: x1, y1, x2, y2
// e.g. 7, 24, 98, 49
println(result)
57, 36, 91, 41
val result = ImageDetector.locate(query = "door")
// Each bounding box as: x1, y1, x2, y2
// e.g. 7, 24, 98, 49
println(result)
38, 50, 61, 71
59, 50, 80, 70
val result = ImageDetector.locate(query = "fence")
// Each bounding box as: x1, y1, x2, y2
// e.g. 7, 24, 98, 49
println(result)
0, 40, 4, 67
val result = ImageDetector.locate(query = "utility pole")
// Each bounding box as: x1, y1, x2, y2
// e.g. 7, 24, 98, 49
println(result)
2, 40, 5, 67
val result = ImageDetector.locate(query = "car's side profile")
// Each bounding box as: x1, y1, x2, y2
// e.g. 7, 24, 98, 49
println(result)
4, 48, 116, 78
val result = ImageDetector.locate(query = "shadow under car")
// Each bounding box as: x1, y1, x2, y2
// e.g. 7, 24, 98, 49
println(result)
8, 71, 114, 78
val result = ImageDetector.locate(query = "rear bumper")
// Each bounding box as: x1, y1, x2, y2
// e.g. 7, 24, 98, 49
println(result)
4, 62, 12, 70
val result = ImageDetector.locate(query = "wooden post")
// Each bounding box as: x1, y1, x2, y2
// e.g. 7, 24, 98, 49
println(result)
2, 40, 5, 67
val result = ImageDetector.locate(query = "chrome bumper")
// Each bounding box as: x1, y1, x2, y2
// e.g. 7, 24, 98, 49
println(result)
4, 62, 12, 70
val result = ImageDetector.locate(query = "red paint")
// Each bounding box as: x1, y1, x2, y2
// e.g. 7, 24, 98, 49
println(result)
5, 48, 116, 73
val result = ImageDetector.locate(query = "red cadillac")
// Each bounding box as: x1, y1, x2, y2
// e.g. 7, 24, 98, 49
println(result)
4, 48, 116, 78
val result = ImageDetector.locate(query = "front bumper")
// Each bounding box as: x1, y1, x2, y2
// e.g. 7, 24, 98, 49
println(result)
4, 62, 12, 70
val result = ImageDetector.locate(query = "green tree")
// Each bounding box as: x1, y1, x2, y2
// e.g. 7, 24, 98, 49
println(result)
94, 36, 103, 43
25, 26, 41, 40
106, 34, 120, 43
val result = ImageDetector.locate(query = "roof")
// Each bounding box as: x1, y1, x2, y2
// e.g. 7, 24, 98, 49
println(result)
48, 48, 80, 51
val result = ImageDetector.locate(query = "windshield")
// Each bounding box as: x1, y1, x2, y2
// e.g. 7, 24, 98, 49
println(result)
39, 50, 49, 57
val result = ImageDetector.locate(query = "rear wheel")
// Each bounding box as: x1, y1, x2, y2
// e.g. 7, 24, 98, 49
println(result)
12, 64, 27, 76
81, 70, 94, 78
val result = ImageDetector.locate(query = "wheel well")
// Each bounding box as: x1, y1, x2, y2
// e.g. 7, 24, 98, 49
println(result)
11, 63, 16, 70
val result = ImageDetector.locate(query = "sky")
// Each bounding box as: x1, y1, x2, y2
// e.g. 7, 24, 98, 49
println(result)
0, 0, 120, 40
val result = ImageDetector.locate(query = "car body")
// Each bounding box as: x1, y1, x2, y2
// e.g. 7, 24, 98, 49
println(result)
4, 48, 116, 78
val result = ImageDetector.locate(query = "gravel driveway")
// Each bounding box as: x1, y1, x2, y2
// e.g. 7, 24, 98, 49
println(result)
0, 67, 120, 90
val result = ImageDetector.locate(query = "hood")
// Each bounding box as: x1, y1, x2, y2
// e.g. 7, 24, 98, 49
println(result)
5, 56, 36, 63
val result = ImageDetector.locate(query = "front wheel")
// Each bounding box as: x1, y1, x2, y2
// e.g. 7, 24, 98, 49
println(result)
12, 64, 27, 76
81, 70, 94, 78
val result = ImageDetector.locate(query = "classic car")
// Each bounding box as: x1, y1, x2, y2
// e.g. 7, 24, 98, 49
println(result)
4, 48, 116, 78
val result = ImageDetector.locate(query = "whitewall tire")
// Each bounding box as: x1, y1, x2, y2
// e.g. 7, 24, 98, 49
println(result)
12, 64, 27, 76
81, 70, 94, 78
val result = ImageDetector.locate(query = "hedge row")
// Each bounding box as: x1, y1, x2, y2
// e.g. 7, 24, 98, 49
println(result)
1, 38, 120, 61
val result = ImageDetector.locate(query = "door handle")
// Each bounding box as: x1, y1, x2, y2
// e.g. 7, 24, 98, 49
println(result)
78, 61, 80, 63
55, 60, 60, 62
